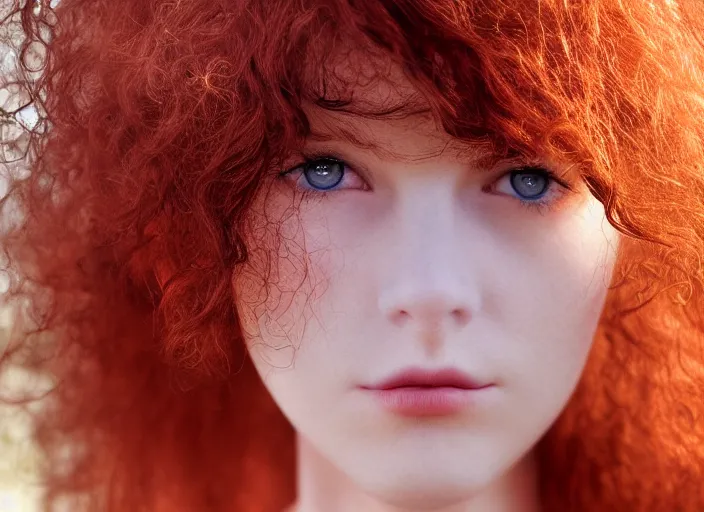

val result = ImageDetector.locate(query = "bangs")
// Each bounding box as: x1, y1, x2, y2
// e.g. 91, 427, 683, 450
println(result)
261, 0, 590, 167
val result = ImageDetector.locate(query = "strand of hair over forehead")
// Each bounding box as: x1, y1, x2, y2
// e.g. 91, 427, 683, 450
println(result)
1, 0, 704, 510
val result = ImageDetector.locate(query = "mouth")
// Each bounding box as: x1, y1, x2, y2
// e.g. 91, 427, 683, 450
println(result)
360, 367, 495, 417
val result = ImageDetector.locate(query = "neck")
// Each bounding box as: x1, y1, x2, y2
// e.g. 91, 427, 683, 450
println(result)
286, 435, 541, 512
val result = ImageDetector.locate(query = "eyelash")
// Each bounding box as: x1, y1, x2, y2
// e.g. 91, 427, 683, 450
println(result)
278, 155, 571, 214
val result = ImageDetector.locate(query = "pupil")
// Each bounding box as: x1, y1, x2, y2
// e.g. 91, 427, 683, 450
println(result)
304, 160, 344, 190
511, 171, 548, 199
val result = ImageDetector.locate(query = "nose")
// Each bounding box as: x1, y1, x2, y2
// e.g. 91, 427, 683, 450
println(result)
376, 187, 479, 335
379, 283, 473, 329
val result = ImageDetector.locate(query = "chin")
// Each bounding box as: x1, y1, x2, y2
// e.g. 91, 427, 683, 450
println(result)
367, 484, 478, 511
358, 470, 492, 511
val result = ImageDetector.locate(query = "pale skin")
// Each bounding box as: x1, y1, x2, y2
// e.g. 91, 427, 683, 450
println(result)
233, 77, 620, 511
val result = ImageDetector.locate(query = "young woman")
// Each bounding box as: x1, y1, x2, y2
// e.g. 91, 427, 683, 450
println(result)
1, 0, 703, 510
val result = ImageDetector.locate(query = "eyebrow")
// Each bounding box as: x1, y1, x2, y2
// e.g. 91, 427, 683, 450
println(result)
308, 127, 380, 151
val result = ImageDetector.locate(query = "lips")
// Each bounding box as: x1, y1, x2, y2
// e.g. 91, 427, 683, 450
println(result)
361, 367, 495, 417
365, 367, 490, 391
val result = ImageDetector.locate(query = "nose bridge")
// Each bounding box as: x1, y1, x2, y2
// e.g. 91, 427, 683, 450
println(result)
398, 186, 457, 276
377, 184, 478, 332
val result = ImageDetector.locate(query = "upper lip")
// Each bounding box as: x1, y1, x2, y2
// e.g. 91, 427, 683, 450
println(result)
363, 367, 491, 390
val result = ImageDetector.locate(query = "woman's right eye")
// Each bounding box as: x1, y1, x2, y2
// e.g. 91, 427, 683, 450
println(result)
280, 158, 368, 193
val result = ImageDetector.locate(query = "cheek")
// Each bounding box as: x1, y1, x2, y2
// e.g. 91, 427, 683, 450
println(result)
537, 199, 617, 334
488, 198, 619, 412
489, 195, 617, 317
232, 204, 350, 427
232, 199, 338, 371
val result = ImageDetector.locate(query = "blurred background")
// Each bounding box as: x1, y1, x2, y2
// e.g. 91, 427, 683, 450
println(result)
0, 307, 44, 512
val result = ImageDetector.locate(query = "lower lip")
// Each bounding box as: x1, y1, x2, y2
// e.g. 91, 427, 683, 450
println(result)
367, 386, 494, 417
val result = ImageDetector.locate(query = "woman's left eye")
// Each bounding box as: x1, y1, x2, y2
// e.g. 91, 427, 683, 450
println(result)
280, 158, 367, 192
491, 167, 566, 208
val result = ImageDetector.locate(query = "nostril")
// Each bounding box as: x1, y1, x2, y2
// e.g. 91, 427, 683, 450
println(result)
451, 308, 471, 326
389, 309, 411, 327
382, 296, 472, 328
378, 281, 477, 329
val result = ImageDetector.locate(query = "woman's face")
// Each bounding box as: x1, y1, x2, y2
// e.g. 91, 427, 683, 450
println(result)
234, 86, 619, 507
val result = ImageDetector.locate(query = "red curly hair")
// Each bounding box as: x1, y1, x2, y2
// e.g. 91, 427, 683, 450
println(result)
2, 0, 704, 510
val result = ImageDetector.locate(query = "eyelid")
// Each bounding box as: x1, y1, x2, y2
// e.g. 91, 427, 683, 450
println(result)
505, 159, 577, 185
280, 156, 345, 177
282, 148, 372, 182
496, 164, 574, 191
